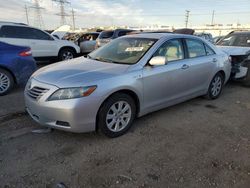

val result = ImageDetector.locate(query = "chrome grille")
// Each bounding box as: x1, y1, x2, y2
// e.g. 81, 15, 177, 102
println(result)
27, 86, 49, 100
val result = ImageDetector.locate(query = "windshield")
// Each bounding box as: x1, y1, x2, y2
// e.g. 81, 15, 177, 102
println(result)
88, 37, 157, 64
217, 33, 250, 47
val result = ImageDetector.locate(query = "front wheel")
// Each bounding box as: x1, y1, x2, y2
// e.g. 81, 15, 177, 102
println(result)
205, 72, 224, 100
58, 48, 76, 61
97, 93, 136, 138
0, 68, 14, 96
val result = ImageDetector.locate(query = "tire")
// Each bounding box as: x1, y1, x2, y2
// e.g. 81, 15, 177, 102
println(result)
205, 72, 224, 100
58, 48, 76, 61
97, 93, 136, 138
0, 68, 14, 96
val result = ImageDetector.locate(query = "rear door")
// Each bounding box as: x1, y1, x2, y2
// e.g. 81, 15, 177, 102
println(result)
183, 38, 217, 92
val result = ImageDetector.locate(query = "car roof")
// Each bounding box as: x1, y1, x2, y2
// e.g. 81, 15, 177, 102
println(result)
0, 21, 28, 27
124, 33, 199, 40
231, 31, 250, 35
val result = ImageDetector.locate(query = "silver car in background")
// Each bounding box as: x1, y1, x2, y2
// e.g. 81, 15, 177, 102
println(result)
96, 29, 134, 48
25, 33, 231, 137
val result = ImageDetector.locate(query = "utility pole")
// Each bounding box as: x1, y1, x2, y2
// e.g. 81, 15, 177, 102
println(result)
71, 8, 75, 30
52, 0, 70, 26
211, 10, 215, 25
30, 0, 45, 29
25, 4, 29, 25
185, 10, 190, 28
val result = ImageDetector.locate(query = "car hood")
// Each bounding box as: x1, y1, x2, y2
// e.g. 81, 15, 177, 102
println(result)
33, 57, 130, 88
216, 46, 250, 56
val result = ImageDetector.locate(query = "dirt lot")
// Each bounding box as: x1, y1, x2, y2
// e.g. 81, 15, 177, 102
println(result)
0, 81, 250, 188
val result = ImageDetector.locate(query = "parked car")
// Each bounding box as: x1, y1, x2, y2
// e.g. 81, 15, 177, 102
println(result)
0, 22, 80, 61
213, 35, 225, 44
25, 33, 231, 137
194, 32, 214, 43
96, 29, 134, 48
0, 41, 36, 95
67, 32, 99, 54
216, 31, 250, 86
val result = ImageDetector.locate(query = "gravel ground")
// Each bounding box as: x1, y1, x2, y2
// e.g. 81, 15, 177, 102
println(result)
0, 82, 250, 188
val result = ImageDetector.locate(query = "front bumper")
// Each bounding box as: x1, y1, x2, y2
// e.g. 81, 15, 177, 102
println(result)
24, 79, 100, 133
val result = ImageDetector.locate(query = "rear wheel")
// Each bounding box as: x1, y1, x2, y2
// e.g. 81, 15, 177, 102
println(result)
58, 48, 76, 61
97, 93, 136, 138
0, 68, 14, 96
205, 72, 224, 100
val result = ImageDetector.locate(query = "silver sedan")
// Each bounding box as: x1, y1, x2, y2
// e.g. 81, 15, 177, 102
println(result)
25, 33, 231, 137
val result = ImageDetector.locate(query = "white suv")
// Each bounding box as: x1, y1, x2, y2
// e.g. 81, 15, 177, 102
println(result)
0, 22, 80, 61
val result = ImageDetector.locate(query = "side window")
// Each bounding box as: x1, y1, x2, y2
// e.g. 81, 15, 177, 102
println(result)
205, 44, 215, 55
0, 26, 52, 40
186, 39, 206, 58
153, 39, 184, 62
31, 28, 52, 40
0, 26, 32, 39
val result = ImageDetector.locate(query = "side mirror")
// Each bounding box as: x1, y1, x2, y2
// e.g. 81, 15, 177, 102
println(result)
149, 56, 166, 66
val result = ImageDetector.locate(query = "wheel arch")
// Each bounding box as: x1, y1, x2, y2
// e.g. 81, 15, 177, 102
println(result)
0, 65, 16, 83
217, 70, 226, 84
95, 89, 141, 131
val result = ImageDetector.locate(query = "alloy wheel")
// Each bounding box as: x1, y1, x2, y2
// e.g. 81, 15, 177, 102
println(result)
62, 51, 74, 60
106, 101, 132, 132
211, 75, 222, 97
0, 72, 10, 94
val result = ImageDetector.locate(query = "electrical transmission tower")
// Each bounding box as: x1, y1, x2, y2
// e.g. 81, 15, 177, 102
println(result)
52, 0, 70, 26
185, 10, 190, 28
30, 0, 45, 29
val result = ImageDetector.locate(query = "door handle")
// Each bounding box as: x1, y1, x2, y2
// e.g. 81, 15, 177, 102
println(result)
213, 58, 217, 63
181, 64, 189, 70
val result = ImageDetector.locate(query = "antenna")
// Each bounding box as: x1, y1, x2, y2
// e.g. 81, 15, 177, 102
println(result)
185, 10, 190, 28
30, 0, 45, 29
52, 0, 70, 26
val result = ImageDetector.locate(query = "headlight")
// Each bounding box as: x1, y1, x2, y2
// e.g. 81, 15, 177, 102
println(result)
48, 86, 97, 101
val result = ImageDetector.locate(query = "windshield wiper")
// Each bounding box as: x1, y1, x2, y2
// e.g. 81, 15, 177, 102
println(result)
87, 55, 126, 64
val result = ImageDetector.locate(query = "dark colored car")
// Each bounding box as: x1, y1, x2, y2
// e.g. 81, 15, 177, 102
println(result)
96, 29, 134, 48
0, 41, 36, 95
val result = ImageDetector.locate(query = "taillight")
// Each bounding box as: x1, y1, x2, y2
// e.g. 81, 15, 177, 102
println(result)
19, 48, 32, 57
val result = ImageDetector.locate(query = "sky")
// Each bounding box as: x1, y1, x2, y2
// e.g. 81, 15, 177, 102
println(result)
0, 0, 249, 29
